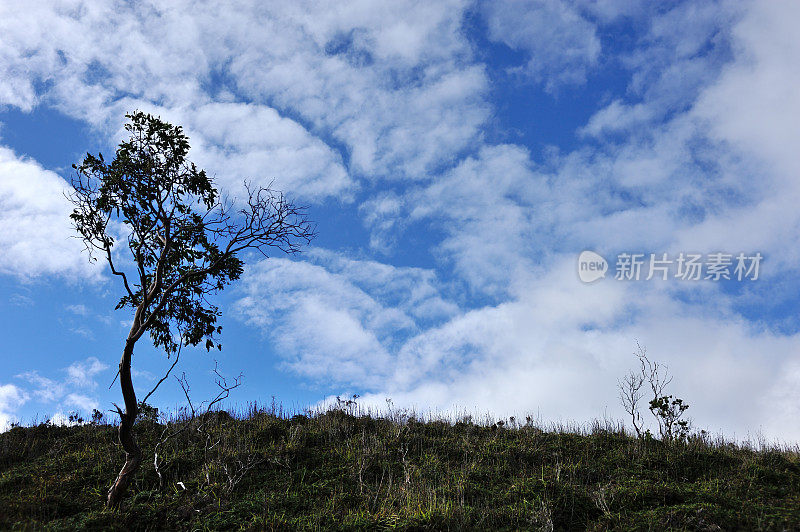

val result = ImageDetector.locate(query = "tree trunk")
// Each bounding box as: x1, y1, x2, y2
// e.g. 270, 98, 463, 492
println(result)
107, 339, 141, 507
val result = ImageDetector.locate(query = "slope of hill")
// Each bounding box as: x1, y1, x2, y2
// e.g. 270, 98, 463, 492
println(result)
1, 406, 798, 530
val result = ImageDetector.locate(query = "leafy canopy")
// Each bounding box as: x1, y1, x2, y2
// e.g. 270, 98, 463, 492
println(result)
69, 111, 314, 355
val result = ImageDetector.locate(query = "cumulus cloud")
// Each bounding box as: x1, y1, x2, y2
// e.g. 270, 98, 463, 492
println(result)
235, 250, 457, 387
696, 1, 800, 179
0, 0, 491, 281
0, 383, 29, 432
579, 100, 656, 138
65, 357, 108, 389
406, 144, 546, 297
222, 0, 489, 178
16, 372, 63, 403
483, 0, 601, 92
234, 1, 800, 442
15, 357, 108, 417
0, 147, 99, 280
189, 103, 351, 199
63, 393, 100, 413
385, 271, 796, 440
236, 250, 800, 441
2, 0, 800, 443
90, 99, 355, 201
65, 304, 90, 316
0, 0, 488, 182
683, 0, 800, 272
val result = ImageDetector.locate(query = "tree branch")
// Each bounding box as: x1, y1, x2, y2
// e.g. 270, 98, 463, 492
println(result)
105, 245, 135, 301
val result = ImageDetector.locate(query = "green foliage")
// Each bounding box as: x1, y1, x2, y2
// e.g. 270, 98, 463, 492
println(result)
68, 110, 315, 506
136, 402, 160, 424
649, 395, 690, 442
69, 111, 243, 354
91, 409, 105, 425
1, 407, 798, 530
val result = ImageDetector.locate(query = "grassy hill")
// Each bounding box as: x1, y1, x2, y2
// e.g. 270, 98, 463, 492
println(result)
1, 405, 799, 530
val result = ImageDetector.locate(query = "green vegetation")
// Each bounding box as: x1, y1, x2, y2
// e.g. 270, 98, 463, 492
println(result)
1, 404, 798, 530
68, 111, 315, 506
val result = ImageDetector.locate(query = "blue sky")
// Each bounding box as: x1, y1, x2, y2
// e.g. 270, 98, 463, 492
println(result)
1, 0, 799, 441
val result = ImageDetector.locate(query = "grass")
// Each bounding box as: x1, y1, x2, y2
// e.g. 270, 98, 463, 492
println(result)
1, 402, 798, 530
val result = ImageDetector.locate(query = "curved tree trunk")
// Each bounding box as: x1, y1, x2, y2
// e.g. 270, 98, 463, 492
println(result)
107, 339, 141, 507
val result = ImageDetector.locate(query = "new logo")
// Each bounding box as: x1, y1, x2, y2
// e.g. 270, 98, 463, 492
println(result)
578, 250, 608, 283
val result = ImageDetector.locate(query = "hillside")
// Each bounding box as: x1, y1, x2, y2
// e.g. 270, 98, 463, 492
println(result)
1, 406, 798, 530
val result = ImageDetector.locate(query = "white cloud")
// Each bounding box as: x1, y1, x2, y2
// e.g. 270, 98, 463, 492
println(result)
696, 1, 800, 180
0, 147, 99, 280
0, 383, 29, 432
235, 1, 800, 443
65, 304, 89, 316
483, 0, 601, 92
575, 0, 648, 23
529, 1, 800, 281
49, 411, 84, 426
3, 0, 800, 443
64, 393, 100, 413
0, 0, 488, 182
15, 356, 108, 417
359, 192, 404, 252
0, 1, 492, 283
16, 371, 63, 403
306, 248, 460, 321
222, 0, 489, 178
69, 327, 95, 340
65, 357, 108, 389
91, 99, 355, 202
578, 2, 742, 138
239, 252, 800, 441
406, 144, 545, 297
682, 0, 800, 272
235, 260, 384, 380
235, 250, 458, 387
9, 293, 34, 307
579, 100, 656, 138
625, 2, 741, 104
171, 102, 353, 201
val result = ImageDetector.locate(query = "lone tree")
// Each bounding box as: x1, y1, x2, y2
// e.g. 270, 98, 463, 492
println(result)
68, 111, 315, 507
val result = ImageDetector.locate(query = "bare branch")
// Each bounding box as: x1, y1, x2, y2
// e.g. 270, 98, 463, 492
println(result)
205, 360, 243, 414
176, 372, 195, 419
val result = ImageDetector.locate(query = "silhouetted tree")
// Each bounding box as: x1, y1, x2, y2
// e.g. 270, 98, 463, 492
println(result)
68, 111, 315, 507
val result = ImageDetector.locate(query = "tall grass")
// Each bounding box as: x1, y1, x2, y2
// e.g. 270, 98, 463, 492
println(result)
1, 400, 798, 530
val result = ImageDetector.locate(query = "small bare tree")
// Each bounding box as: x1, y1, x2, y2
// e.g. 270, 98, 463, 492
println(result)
68, 111, 315, 507
618, 342, 690, 441
618, 365, 645, 437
